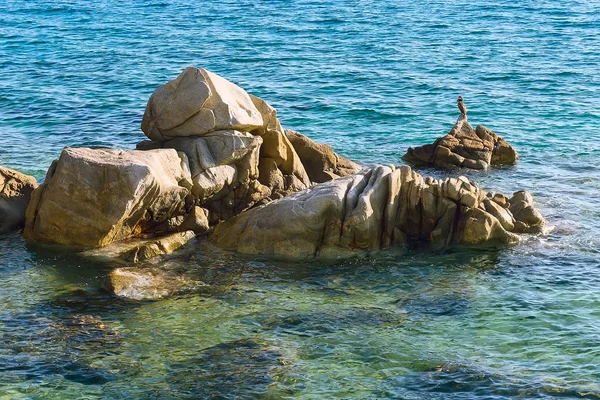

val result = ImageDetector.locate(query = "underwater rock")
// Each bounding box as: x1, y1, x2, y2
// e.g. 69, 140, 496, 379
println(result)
403, 114, 518, 170
166, 338, 293, 399
82, 230, 196, 263
285, 129, 362, 183
0, 166, 37, 232
24, 147, 192, 248
106, 263, 206, 300
211, 165, 546, 258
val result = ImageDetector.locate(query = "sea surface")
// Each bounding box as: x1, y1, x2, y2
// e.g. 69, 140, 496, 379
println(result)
1, 1, 600, 398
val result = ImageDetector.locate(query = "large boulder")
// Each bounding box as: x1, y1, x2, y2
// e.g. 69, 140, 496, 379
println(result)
403, 115, 518, 170
141, 67, 264, 141
211, 165, 546, 258
24, 147, 192, 248
285, 129, 362, 183
0, 166, 37, 232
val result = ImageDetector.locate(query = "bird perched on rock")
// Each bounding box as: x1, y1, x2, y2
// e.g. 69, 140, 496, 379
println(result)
457, 96, 467, 116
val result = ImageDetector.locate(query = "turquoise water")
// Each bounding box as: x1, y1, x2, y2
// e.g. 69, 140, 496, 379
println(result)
1, 1, 600, 398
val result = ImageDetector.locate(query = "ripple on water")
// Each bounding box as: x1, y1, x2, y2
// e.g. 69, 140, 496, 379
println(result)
2, 0, 600, 398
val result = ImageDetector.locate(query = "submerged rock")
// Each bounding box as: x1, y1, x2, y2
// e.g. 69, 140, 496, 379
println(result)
211, 165, 545, 258
0, 166, 37, 232
403, 115, 518, 170
166, 338, 294, 399
106, 262, 206, 300
24, 147, 192, 248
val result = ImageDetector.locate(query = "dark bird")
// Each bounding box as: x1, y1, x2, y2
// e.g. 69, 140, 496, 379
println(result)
457, 96, 467, 115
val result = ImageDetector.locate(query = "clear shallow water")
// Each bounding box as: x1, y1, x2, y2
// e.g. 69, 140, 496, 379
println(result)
1, 1, 599, 398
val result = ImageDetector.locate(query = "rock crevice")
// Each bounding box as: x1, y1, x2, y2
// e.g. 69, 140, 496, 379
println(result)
211, 165, 545, 258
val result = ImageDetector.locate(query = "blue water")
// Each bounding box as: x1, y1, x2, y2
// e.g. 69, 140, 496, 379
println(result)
1, 1, 600, 398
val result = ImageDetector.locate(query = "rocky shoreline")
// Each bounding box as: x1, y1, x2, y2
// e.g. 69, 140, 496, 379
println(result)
0, 67, 548, 297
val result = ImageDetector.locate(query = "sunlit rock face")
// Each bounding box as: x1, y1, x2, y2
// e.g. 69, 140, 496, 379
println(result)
24, 147, 192, 248
284, 129, 361, 183
403, 115, 518, 170
211, 165, 546, 258
138, 67, 357, 225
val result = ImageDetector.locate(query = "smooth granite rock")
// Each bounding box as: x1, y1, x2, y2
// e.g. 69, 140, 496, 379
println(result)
141, 67, 264, 141
25, 147, 191, 248
211, 165, 545, 258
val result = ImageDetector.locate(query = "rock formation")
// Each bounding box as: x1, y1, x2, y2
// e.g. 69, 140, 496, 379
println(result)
284, 129, 361, 183
23, 67, 358, 248
137, 130, 271, 223
139, 66, 356, 224
24, 147, 193, 248
21, 67, 547, 259
211, 165, 545, 258
403, 115, 518, 170
0, 166, 37, 232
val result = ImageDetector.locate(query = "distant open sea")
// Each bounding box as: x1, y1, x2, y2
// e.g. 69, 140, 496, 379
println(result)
1, 1, 600, 398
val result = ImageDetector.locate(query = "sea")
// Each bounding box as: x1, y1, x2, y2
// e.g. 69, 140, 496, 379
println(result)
1, 1, 600, 399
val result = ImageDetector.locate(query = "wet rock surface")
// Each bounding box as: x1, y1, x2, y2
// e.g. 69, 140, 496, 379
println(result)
83, 230, 196, 263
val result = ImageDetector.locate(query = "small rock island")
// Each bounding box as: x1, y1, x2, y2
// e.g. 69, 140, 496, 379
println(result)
403, 113, 518, 170
1, 67, 545, 266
